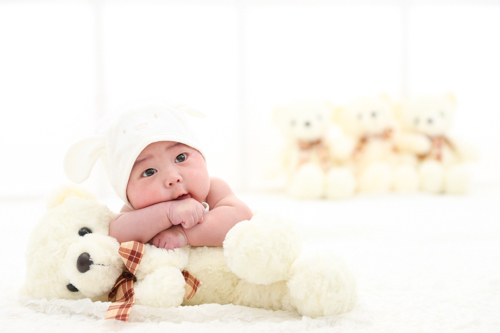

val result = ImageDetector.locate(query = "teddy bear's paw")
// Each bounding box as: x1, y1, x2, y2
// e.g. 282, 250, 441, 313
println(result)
325, 168, 356, 199
393, 165, 419, 192
287, 251, 357, 318
288, 163, 325, 199
419, 160, 444, 193
412, 135, 433, 154
445, 164, 471, 194
224, 213, 303, 285
358, 163, 392, 193
330, 136, 356, 161
134, 244, 189, 280
134, 266, 186, 308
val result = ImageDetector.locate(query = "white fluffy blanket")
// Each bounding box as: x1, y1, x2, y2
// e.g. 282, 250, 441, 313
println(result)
2, 185, 499, 332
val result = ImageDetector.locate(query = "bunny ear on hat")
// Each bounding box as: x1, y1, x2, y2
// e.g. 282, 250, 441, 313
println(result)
64, 135, 106, 184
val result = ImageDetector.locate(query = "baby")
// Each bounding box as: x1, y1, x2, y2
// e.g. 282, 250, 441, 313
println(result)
65, 103, 252, 250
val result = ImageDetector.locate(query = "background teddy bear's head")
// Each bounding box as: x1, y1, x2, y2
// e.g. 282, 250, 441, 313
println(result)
337, 94, 396, 138
398, 93, 457, 137
21, 185, 122, 301
273, 100, 333, 143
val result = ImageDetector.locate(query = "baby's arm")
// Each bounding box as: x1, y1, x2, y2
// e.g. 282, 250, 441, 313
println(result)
109, 198, 204, 244
183, 177, 253, 247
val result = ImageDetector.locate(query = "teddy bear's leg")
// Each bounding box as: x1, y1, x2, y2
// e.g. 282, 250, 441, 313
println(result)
223, 213, 303, 285
358, 162, 392, 193
287, 251, 357, 318
325, 167, 356, 199
288, 163, 325, 199
419, 160, 444, 193
444, 164, 471, 194
393, 164, 419, 192
134, 266, 186, 308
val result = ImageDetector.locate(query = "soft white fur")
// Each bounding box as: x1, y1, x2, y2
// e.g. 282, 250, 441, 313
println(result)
21, 185, 357, 318
273, 100, 355, 199
330, 95, 419, 197
396, 93, 476, 194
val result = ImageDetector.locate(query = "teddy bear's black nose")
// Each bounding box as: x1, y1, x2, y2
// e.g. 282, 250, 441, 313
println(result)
77, 252, 93, 273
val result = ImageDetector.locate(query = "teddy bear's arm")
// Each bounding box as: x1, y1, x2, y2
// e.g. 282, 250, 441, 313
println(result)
446, 136, 478, 162
394, 132, 432, 155
330, 135, 357, 161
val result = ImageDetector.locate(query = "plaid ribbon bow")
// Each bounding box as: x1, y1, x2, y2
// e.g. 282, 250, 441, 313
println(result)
105, 241, 202, 322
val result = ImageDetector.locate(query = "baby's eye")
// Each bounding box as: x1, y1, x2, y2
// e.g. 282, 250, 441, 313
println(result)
175, 153, 187, 163
142, 168, 157, 177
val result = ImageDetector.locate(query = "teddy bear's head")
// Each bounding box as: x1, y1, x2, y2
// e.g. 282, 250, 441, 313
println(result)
337, 94, 396, 138
273, 100, 332, 142
21, 185, 123, 301
398, 93, 457, 137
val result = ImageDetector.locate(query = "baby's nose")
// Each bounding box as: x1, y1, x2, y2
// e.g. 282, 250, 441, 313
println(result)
165, 171, 182, 187
168, 178, 181, 187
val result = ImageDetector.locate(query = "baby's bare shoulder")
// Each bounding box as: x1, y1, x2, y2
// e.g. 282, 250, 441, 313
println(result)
207, 177, 235, 206
209, 177, 233, 194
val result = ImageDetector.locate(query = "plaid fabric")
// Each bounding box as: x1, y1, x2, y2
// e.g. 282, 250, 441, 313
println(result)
105, 241, 202, 322
182, 270, 202, 300
118, 241, 144, 275
105, 241, 144, 321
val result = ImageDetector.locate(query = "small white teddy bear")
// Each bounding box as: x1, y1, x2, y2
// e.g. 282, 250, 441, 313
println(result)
330, 94, 419, 195
22, 185, 358, 319
273, 100, 355, 199
396, 93, 476, 194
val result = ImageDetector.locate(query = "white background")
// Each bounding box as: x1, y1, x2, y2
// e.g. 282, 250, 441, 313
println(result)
1, 0, 499, 200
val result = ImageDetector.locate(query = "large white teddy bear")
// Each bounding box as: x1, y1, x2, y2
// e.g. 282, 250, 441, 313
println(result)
330, 95, 419, 195
273, 100, 356, 199
396, 93, 476, 194
22, 185, 357, 320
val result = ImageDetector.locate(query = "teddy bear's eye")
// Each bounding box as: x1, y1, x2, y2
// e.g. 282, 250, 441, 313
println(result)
78, 227, 92, 237
67, 283, 79, 292
371, 111, 378, 118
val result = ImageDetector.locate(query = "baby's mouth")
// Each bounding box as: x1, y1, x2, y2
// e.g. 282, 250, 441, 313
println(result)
174, 193, 192, 200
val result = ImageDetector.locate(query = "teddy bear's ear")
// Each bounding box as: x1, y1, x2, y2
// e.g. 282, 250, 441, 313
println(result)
46, 184, 97, 209
64, 135, 106, 184
332, 105, 344, 124
272, 105, 284, 126
379, 93, 392, 105
393, 101, 403, 120
324, 100, 338, 122
446, 92, 457, 108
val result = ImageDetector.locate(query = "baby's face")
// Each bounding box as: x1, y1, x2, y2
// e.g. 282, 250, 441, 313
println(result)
126, 141, 209, 210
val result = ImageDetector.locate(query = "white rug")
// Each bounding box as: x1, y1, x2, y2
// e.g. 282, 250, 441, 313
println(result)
1, 185, 499, 332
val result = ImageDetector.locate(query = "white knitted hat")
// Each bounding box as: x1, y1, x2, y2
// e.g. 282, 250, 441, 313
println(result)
64, 102, 205, 208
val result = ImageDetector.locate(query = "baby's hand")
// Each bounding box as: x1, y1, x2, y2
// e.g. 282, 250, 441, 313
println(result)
149, 226, 187, 250
167, 198, 205, 229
